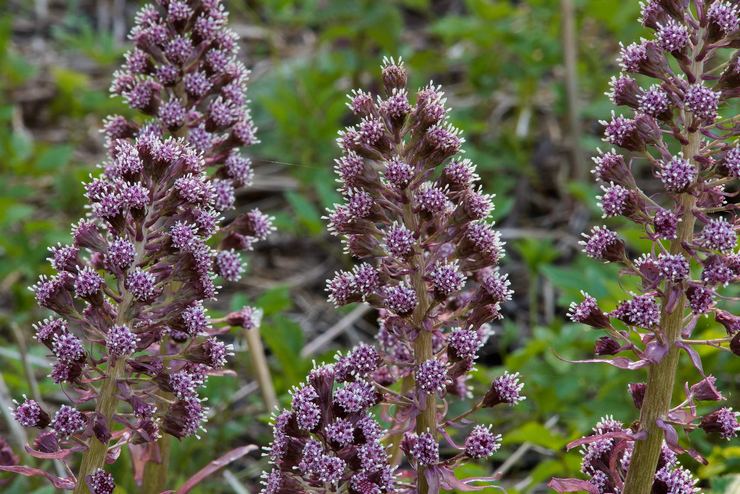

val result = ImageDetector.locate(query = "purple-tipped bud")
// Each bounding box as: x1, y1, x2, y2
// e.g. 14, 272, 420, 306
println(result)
162, 398, 206, 439
409, 432, 439, 466
618, 40, 668, 78
628, 382, 646, 409
51, 405, 86, 438
86, 469, 115, 494
428, 261, 466, 297
384, 283, 417, 316
352, 263, 380, 298
638, 85, 672, 120
325, 418, 355, 447
106, 325, 139, 358
13, 397, 50, 428
700, 407, 738, 440
384, 223, 415, 258
181, 302, 210, 335
684, 84, 720, 124
334, 380, 377, 413
653, 208, 680, 239
482, 372, 525, 407
326, 271, 358, 307
592, 150, 633, 186
464, 425, 502, 459
657, 253, 690, 282
126, 267, 158, 302
384, 157, 414, 189
580, 226, 625, 262
707, 2, 739, 40
686, 284, 714, 314
656, 20, 689, 53
415, 359, 448, 393
215, 249, 244, 282
607, 75, 640, 108
597, 183, 642, 218
74, 266, 104, 298
658, 155, 697, 193
690, 375, 724, 401
52, 332, 85, 363
381, 57, 407, 91
610, 294, 660, 328
567, 291, 611, 329
105, 237, 136, 270
601, 112, 660, 152
698, 218, 736, 252
448, 328, 483, 361
594, 336, 621, 356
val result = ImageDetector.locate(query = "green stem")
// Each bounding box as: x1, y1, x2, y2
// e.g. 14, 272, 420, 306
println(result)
141, 436, 170, 494
404, 203, 435, 493
73, 359, 125, 494
622, 122, 701, 494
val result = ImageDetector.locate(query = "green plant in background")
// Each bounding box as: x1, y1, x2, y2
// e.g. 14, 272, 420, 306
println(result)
1, 0, 738, 492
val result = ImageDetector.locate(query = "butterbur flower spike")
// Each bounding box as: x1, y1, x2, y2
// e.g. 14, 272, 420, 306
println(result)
5, 1, 272, 492
551, 1, 738, 493
261, 59, 525, 493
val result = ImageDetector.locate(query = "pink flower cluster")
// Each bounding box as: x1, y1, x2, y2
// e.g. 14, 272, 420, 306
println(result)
262, 59, 525, 493
553, 1, 738, 492
8, 0, 272, 491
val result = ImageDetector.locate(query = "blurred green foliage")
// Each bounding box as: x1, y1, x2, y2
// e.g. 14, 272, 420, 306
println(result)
0, 0, 737, 492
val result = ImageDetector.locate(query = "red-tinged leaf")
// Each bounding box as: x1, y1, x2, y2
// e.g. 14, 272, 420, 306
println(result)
548, 477, 600, 493
566, 431, 636, 450
675, 342, 705, 376
440, 472, 504, 492
656, 419, 681, 451
173, 445, 258, 494
642, 340, 668, 364
0, 465, 76, 489
554, 352, 651, 370
25, 444, 82, 460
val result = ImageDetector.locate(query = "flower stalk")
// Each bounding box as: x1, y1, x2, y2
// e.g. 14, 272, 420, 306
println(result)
551, 2, 739, 493
259, 59, 526, 494
5, 1, 273, 492
245, 324, 278, 411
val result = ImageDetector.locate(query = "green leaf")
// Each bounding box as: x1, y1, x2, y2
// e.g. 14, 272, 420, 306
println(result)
35, 144, 74, 172
502, 421, 568, 450
285, 190, 323, 235
261, 315, 307, 385
256, 286, 293, 317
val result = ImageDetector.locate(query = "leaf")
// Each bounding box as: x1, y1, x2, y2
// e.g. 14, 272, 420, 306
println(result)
0, 466, 76, 489
256, 286, 292, 317
260, 315, 306, 385
502, 421, 568, 450
35, 145, 74, 172
285, 190, 323, 235
548, 477, 600, 493
169, 445, 258, 494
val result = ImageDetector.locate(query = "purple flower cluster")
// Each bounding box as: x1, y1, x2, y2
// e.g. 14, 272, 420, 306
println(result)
571, 416, 698, 494
556, 2, 738, 492
12, 0, 271, 490
259, 360, 394, 494
320, 59, 524, 491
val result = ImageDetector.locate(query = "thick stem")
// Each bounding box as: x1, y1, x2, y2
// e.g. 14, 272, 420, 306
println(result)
141, 436, 170, 494
74, 204, 152, 492
245, 326, 278, 411
622, 138, 700, 494
413, 330, 436, 494
73, 359, 125, 494
407, 223, 435, 493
